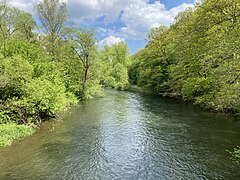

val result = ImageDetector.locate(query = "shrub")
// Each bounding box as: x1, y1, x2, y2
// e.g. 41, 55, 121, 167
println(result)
0, 123, 34, 147
22, 78, 68, 117
0, 55, 33, 99
181, 77, 212, 100
228, 146, 240, 164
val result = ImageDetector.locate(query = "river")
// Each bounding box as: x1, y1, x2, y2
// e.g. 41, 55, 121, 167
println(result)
0, 89, 240, 179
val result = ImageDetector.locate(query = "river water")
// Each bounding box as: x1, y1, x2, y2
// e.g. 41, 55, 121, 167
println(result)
0, 89, 240, 179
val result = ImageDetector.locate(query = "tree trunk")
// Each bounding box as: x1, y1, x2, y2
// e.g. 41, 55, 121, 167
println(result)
81, 67, 88, 98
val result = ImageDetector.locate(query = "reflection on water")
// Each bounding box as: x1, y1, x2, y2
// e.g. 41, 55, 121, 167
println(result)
0, 89, 240, 179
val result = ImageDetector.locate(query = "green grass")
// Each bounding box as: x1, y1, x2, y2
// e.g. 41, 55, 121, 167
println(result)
0, 123, 35, 147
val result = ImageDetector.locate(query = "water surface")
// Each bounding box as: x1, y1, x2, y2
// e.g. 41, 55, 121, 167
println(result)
0, 89, 240, 179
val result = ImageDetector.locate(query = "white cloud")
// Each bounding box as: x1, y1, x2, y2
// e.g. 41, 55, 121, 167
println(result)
98, 36, 124, 47
118, 1, 194, 39
9, 0, 36, 14
67, 0, 194, 39
8, 0, 67, 17
66, 0, 141, 23
9, 0, 194, 40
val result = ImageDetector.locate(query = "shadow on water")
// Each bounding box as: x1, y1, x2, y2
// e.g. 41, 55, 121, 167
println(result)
0, 89, 240, 179
136, 94, 240, 179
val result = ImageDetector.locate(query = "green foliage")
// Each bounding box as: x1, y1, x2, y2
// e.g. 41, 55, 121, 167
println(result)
104, 76, 116, 88
83, 79, 103, 99
130, 31, 172, 93
22, 78, 68, 115
128, 60, 140, 85
0, 55, 33, 99
181, 77, 212, 100
35, 0, 67, 59
64, 28, 103, 99
109, 42, 130, 66
111, 63, 129, 90
130, 0, 240, 114
0, 51, 76, 124
0, 4, 36, 57
0, 123, 34, 147
214, 84, 240, 113
3, 39, 42, 61
99, 42, 130, 90
228, 146, 240, 164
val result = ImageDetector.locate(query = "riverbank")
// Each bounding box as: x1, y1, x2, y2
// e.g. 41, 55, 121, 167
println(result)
0, 123, 35, 147
0, 104, 76, 148
128, 84, 240, 119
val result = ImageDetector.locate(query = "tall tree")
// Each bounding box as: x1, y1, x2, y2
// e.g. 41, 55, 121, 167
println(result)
0, 1, 36, 57
35, 0, 67, 60
70, 28, 97, 98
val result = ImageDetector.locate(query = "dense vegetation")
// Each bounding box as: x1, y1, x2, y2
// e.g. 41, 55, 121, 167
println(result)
129, 0, 240, 163
0, 123, 34, 146
129, 0, 240, 115
0, 0, 130, 146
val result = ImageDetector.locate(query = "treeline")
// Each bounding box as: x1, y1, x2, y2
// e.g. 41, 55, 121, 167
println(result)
0, 0, 130, 126
129, 0, 240, 115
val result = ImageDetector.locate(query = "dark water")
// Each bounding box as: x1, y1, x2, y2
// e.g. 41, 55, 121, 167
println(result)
0, 89, 240, 180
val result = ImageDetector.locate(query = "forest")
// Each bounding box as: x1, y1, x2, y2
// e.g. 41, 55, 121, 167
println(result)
0, 0, 239, 163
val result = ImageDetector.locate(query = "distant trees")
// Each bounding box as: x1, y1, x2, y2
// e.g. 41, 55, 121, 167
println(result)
129, 0, 240, 114
100, 42, 130, 90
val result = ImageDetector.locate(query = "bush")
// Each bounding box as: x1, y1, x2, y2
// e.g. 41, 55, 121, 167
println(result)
228, 146, 240, 164
0, 55, 33, 99
214, 84, 240, 113
83, 80, 103, 99
0, 77, 75, 124
104, 76, 116, 88
0, 123, 34, 147
181, 77, 212, 100
22, 78, 68, 116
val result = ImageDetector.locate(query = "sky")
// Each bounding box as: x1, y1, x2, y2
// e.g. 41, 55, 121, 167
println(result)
9, 0, 196, 54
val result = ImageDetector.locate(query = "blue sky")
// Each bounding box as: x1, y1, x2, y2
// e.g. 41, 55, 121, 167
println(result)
157, 0, 195, 9
10, 0, 195, 54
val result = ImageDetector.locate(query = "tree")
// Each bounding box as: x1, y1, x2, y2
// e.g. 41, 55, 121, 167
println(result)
99, 42, 130, 90
0, 2, 36, 57
69, 28, 97, 98
130, 0, 240, 113
14, 11, 36, 41
35, 0, 67, 60
111, 42, 130, 66
129, 26, 174, 93
111, 63, 129, 90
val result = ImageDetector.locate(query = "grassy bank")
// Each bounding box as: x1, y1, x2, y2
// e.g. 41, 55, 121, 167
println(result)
0, 124, 35, 147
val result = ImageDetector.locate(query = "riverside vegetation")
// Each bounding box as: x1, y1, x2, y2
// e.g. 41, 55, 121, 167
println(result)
0, 0, 130, 146
0, 0, 239, 163
128, 0, 240, 163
